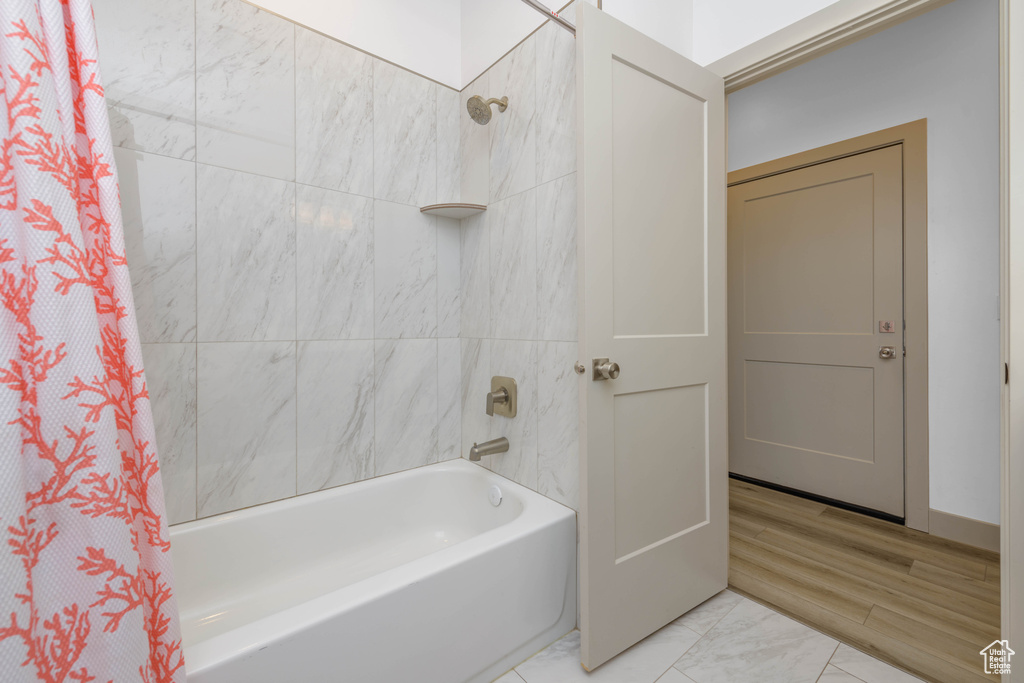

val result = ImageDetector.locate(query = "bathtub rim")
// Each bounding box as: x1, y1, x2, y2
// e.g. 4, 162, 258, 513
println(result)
170, 458, 531, 538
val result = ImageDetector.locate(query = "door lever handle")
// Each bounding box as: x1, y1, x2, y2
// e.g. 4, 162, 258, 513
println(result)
486, 387, 508, 416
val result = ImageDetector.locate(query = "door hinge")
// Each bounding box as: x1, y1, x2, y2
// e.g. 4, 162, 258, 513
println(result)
1006, 362, 1010, 385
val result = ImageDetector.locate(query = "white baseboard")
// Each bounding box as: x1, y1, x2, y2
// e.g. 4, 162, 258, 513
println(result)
928, 509, 1000, 554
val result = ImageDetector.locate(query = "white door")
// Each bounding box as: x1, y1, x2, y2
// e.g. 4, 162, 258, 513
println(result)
727, 146, 905, 518
577, 3, 728, 670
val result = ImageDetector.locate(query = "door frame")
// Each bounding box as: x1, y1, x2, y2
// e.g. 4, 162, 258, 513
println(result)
726, 119, 929, 532
707, 0, 955, 92
1000, 0, 1022, 668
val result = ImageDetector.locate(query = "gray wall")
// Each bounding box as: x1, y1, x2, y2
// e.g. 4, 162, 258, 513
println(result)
727, 0, 1000, 523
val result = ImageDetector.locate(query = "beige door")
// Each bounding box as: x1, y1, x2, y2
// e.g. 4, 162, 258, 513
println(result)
728, 145, 905, 518
577, 3, 727, 671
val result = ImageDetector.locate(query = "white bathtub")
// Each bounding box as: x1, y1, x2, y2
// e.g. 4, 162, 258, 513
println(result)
170, 459, 577, 683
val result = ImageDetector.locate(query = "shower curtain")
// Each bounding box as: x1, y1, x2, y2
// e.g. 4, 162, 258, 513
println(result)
0, 0, 184, 681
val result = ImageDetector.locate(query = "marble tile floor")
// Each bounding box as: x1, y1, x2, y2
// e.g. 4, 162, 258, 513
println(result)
494, 590, 923, 683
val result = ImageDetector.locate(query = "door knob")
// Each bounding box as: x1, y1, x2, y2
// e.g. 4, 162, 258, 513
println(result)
879, 346, 897, 359
593, 358, 620, 381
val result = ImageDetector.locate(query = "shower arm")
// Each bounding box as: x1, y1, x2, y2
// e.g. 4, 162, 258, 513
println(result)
520, 0, 576, 36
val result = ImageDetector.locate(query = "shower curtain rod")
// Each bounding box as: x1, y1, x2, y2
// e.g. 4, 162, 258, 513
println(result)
520, 0, 576, 35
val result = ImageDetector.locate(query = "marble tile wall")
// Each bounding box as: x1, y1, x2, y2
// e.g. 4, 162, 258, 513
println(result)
459, 4, 580, 510
95, 0, 463, 523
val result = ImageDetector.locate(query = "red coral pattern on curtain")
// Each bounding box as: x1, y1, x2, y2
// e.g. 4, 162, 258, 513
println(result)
0, 0, 184, 681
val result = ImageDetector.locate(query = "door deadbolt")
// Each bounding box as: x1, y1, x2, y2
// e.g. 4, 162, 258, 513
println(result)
593, 358, 620, 381
879, 346, 897, 359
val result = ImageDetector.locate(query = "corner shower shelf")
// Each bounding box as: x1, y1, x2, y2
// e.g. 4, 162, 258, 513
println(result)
419, 203, 487, 219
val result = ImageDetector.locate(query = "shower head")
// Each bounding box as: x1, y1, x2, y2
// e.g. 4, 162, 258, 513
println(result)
467, 95, 508, 125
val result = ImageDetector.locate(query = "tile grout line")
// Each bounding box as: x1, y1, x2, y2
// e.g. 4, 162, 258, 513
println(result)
369, 51, 377, 481
532, 23, 541, 491
193, 0, 199, 523
827, 643, 921, 683
435, 83, 441, 467
237, 0, 459, 93
818, 658, 870, 683
810, 641, 841, 683
659, 622, 710, 682
118, 138, 399, 208
686, 596, 742, 645
293, 19, 298, 498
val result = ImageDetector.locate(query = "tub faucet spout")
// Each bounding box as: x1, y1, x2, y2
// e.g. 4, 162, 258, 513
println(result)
469, 437, 509, 461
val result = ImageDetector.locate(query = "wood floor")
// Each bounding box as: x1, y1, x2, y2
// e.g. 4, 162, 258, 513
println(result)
728, 478, 1001, 683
